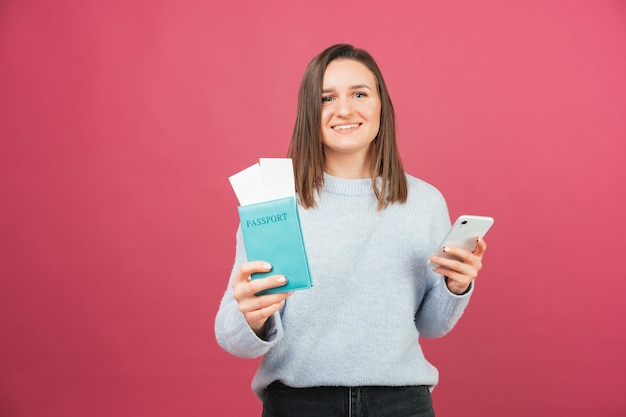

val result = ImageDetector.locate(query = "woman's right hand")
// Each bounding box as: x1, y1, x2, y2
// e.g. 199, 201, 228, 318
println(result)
231, 261, 292, 337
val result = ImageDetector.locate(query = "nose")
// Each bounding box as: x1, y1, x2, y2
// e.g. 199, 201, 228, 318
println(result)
336, 96, 353, 116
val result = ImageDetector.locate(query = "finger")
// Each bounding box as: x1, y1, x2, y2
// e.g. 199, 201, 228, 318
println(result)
433, 261, 478, 294
239, 261, 273, 277
233, 274, 290, 304
472, 237, 487, 256
232, 261, 273, 285
443, 272, 473, 295
247, 275, 289, 295
444, 244, 486, 266
432, 246, 473, 265
238, 290, 292, 314
432, 261, 477, 282
431, 251, 481, 277
437, 263, 478, 281
244, 299, 288, 334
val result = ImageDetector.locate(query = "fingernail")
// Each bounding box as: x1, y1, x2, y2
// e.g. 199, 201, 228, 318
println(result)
277, 276, 287, 284
263, 263, 272, 270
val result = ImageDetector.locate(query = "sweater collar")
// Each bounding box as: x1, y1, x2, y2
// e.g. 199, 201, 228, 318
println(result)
322, 173, 377, 196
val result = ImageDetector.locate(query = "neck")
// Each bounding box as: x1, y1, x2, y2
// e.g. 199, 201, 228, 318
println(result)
323, 150, 372, 179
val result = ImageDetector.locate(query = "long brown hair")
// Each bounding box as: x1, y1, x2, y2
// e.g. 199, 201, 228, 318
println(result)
287, 44, 408, 210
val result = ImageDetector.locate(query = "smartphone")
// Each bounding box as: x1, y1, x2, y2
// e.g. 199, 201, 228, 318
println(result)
429, 215, 494, 267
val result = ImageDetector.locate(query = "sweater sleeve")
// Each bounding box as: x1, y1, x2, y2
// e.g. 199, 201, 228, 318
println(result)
214, 227, 284, 358
413, 187, 473, 338
414, 273, 473, 338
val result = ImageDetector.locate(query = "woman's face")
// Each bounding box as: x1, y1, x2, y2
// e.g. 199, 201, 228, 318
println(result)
320, 59, 381, 166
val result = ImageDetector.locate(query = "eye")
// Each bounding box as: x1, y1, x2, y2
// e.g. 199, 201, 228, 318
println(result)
353, 91, 368, 99
321, 96, 334, 104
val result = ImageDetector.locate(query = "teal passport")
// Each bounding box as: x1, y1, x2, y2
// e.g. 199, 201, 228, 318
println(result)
237, 196, 313, 295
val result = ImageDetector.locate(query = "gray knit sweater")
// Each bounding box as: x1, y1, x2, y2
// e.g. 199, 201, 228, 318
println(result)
215, 173, 473, 399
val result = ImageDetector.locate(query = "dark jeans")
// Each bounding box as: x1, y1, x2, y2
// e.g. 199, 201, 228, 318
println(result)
262, 381, 435, 417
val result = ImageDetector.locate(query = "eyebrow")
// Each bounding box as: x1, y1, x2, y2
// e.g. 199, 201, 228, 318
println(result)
322, 84, 373, 93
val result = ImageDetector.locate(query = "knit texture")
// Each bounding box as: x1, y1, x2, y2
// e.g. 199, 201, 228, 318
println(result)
215, 173, 473, 399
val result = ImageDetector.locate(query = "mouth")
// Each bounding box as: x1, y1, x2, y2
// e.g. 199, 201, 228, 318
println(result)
332, 123, 361, 131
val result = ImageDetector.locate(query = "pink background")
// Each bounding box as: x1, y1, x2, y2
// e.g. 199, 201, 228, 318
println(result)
1, 1, 625, 416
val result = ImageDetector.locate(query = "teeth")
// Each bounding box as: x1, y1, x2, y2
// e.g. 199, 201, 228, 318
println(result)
333, 124, 359, 130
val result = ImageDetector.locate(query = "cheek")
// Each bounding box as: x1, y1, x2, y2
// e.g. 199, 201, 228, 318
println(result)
320, 110, 331, 144
321, 107, 332, 124
367, 105, 382, 129
363, 99, 381, 117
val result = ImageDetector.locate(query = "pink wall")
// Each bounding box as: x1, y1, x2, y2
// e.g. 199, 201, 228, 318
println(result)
1, 1, 625, 416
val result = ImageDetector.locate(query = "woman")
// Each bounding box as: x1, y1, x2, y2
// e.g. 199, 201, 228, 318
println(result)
215, 44, 487, 417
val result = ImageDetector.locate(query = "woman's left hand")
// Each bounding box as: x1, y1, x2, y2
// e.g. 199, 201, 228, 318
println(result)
429, 237, 488, 295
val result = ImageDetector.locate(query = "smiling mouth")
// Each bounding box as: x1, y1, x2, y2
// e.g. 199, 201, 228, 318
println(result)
332, 123, 360, 131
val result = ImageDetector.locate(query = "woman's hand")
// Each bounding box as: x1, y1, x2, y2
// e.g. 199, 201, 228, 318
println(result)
429, 237, 488, 295
231, 261, 292, 337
